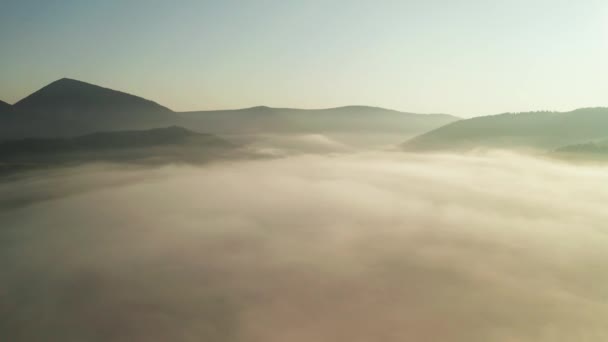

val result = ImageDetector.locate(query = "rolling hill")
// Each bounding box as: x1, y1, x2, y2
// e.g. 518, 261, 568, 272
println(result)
403, 108, 608, 152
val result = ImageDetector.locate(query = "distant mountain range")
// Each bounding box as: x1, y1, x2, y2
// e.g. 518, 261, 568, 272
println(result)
2, 78, 608, 160
179, 105, 458, 136
0, 79, 459, 143
403, 108, 608, 152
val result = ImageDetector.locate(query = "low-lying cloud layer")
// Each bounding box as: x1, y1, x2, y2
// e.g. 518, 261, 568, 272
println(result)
1, 151, 608, 342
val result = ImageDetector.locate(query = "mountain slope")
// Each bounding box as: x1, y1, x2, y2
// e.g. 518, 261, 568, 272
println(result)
403, 108, 608, 151
4, 78, 175, 138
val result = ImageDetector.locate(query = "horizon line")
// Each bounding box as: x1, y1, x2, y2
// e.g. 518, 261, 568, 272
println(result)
3, 77, 607, 118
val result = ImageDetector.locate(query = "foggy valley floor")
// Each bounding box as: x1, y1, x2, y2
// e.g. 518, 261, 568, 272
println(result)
1, 150, 608, 342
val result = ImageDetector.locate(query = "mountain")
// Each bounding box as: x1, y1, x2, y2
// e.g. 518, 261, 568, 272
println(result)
2, 79, 458, 146
14, 78, 171, 113
4, 78, 174, 139
178, 106, 459, 147
403, 108, 608, 152
0, 126, 235, 174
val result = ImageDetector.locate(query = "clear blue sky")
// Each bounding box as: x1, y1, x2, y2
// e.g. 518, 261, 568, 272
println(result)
1, 0, 607, 116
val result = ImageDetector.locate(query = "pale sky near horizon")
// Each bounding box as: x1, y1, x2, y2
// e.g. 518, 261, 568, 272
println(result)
1, 0, 607, 117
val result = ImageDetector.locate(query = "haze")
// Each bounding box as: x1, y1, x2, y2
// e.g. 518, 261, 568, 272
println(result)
2, 0, 608, 116
2, 151, 608, 341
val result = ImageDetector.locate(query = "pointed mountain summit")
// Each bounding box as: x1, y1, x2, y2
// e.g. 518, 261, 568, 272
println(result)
6, 78, 176, 138
14, 78, 172, 114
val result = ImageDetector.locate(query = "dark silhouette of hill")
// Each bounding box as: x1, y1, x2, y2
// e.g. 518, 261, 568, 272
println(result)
14, 78, 171, 114
0, 126, 227, 155
0, 126, 235, 175
403, 108, 608, 151
4, 78, 174, 138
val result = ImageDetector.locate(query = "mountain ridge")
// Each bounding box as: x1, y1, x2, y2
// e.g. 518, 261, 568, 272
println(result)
181, 104, 457, 118
178, 105, 459, 137
403, 107, 608, 152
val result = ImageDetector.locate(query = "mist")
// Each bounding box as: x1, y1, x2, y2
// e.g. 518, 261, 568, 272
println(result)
1, 151, 608, 342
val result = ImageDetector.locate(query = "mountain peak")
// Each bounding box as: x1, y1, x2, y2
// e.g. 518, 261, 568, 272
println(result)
29, 77, 111, 93
14, 78, 172, 113
52, 77, 85, 84
4, 78, 175, 138
46, 78, 100, 89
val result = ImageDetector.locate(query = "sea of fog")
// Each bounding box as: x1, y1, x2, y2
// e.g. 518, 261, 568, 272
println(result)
1, 150, 608, 341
